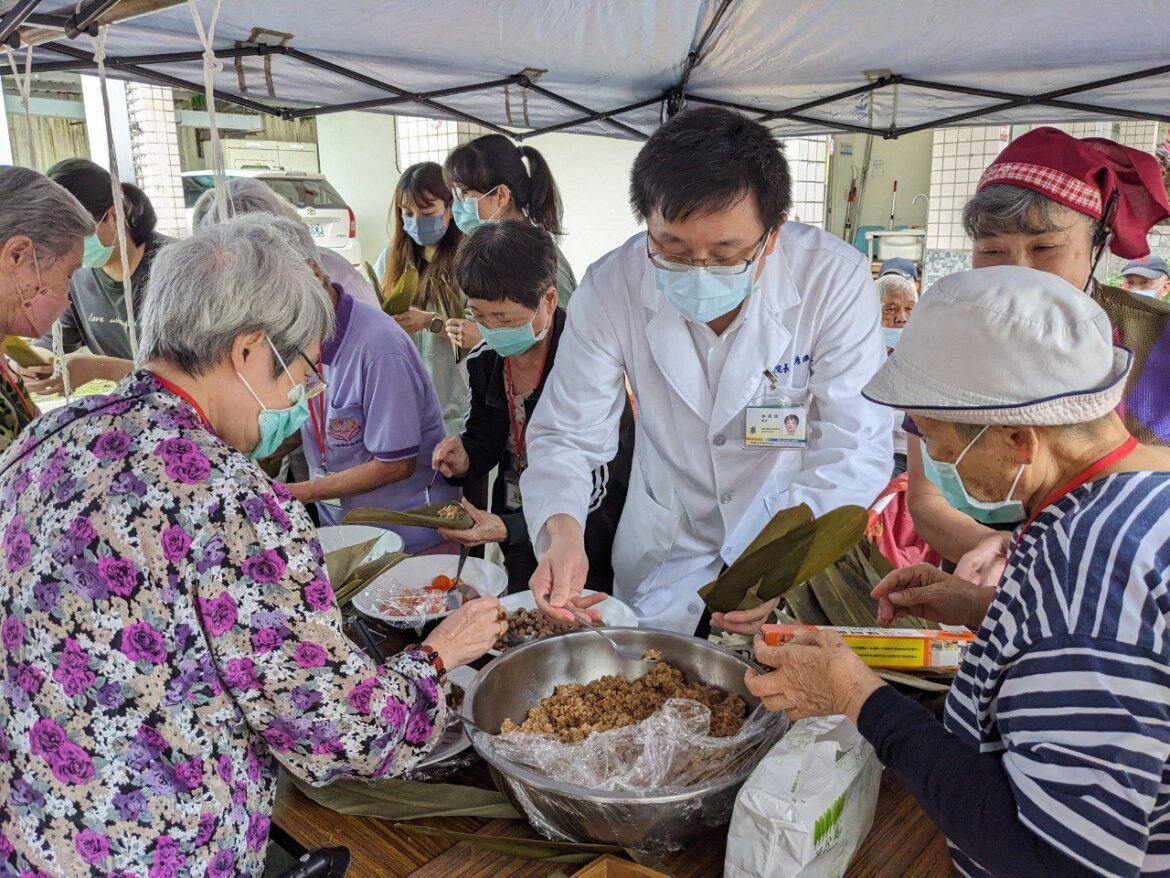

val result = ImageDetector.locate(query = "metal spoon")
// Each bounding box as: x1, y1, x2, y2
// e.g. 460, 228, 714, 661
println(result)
423, 467, 440, 506
453, 709, 494, 737
445, 545, 473, 611
568, 610, 656, 674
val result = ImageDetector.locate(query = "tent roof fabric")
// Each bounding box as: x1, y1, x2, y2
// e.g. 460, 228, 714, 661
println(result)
17, 0, 1170, 140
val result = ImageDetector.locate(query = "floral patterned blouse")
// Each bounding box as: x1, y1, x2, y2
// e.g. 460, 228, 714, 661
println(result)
0, 371, 446, 877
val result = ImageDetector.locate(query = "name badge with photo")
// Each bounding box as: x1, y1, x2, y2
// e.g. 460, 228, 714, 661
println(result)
504, 469, 523, 511
743, 371, 808, 449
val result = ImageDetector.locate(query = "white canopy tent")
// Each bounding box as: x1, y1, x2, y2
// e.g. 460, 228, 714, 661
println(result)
4, 0, 1170, 141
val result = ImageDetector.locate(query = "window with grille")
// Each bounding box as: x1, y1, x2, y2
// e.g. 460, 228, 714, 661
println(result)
395, 116, 491, 170
785, 135, 829, 228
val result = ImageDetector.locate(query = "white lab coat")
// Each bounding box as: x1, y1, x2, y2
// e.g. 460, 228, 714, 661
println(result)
522, 224, 891, 633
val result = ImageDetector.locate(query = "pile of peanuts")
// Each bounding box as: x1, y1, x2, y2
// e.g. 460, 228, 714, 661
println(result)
493, 608, 579, 651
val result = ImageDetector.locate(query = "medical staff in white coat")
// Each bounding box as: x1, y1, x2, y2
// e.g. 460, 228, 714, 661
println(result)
520, 107, 891, 635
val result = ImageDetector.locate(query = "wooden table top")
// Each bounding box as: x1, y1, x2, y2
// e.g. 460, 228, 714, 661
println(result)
271, 764, 952, 877
276, 614, 953, 876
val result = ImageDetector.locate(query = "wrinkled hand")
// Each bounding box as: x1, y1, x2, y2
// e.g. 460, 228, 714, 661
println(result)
393, 308, 435, 334
424, 595, 503, 669
431, 435, 470, 479
530, 517, 601, 623
955, 531, 1012, 589
711, 596, 781, 636
870, 564, 993, 629
444, 318, 481, 350
747, 630, 883, 722
438, 498, 507, 547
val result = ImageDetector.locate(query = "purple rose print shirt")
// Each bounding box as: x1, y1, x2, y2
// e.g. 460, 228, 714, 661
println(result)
0, 371, 447, 877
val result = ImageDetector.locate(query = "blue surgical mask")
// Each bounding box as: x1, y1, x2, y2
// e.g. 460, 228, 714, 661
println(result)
451, 186, 500, 234
920, 428, 1026, 525
403, 213, 448, 246
881, 327, 903, 350
83, 232, 115, 269
656, 267, 755, 324
238, 338, 313, 460
476, 311, 549, 358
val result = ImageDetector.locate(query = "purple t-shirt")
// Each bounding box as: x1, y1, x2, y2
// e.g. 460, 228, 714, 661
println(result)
302, 288, 457, 552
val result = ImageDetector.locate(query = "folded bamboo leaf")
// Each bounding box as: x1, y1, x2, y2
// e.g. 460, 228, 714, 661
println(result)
699, 505, 815, 613
701, 506, 869, 614
395, 823, 624, 862
335, 552, 407, 606
288, 772, 521, 820
323, 537, 382, 586
344, 503, 474, 531
380, 265, 419, 315
742, 506, 869, 611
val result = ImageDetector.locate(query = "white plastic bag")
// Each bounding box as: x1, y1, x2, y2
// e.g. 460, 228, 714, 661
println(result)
724, 715, 881, 878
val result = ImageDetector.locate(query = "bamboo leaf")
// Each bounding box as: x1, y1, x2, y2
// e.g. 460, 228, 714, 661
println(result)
807, 566, 876, 628
395, 823, 624, 862
323, 537, 382, 586
334, 552, 407, 606
781, 583, 832, 626
287, 771, 522, 820
753, 506, 869, 606
701, 505, 868, 613
344, 503, 474, 531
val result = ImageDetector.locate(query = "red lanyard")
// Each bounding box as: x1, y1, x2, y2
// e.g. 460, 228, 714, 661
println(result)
1009, 434, 1139, 563
0, 359, 35, 419
502, 344, 550, 460
150, 372, 213, 431
307, 370, 327, 464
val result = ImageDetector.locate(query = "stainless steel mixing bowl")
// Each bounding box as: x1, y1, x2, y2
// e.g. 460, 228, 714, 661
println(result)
462, 627, 788, 851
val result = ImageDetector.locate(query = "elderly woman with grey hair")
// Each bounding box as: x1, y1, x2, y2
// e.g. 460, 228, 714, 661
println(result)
0, 165, 93, 452
192, 176, 380, 307
0, 217, 502, 877
898, 127, 1170, 585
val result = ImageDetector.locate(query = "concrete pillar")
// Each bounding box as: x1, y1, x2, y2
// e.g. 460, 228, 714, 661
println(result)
80, 74, 134, 182
124, 83, 186, 237
0, 79, 13, 166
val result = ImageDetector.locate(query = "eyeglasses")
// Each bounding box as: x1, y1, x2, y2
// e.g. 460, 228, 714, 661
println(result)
452, 184, 499, 202
646, 229, 772, 276
300, 353, 328, 401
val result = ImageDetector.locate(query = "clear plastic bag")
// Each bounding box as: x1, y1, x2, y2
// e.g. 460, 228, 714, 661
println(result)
367, 575, 447, 632
480, 698, 789, 794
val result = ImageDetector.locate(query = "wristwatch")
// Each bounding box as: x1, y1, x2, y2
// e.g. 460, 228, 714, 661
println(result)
428, 315, 445, 334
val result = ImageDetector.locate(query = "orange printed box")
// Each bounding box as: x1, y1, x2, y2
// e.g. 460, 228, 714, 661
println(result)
760, 624, 976, 671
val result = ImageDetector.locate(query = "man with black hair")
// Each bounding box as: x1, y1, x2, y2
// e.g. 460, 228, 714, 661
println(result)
521, 107, 890, 635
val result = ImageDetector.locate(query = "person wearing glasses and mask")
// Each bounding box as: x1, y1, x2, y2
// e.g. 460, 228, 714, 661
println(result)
441, 134, 577, 348
899, 127, 1170, 590
431, 221, 633, 594
272, 218, 458, 554
520, 107, 891, 635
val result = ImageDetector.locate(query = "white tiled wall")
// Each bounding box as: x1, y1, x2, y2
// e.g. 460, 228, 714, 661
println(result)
125, 84, 185, 238
1115, 120, 1160, 152
925, 125, 1010, 250
785, 135, 828, 228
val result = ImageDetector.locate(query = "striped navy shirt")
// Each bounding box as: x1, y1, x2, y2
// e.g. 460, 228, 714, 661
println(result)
945, 471, 1170, 878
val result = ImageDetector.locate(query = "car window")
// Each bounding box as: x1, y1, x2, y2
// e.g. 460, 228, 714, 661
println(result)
183, 175, 214, 209
260, 178, 347, 210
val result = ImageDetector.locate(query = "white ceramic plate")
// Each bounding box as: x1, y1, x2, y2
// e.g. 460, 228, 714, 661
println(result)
415, 665, 477, 769
351, 555, 508, 625
316, 525, 404, 560
489, 590, 638, 655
